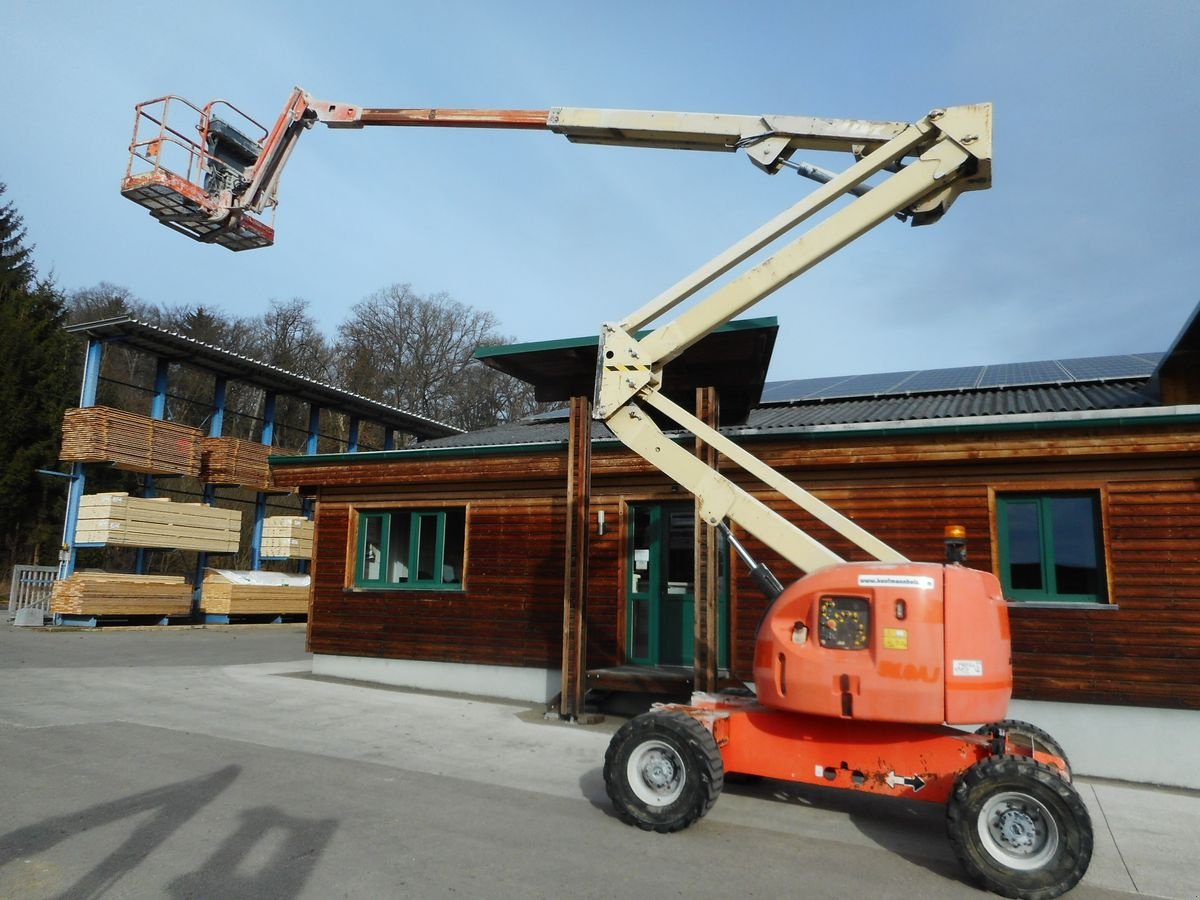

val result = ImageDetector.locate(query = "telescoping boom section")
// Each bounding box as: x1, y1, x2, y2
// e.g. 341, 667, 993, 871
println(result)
121, 88, 992, 578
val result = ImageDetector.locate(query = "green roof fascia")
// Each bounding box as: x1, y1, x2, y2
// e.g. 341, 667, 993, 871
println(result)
473, 315, 779, 360
269, 442, 572, 467
728, 410, 1200, 445
270, 408, 1200, 469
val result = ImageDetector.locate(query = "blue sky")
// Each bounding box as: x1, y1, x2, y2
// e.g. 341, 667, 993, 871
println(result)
3, 1, 1197, 381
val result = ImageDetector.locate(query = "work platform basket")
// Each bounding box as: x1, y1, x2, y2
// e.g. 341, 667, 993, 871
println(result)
121, 95, 276, 251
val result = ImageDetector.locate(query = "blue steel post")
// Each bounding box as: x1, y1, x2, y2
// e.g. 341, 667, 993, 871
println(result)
306, 404, 320, 455
60, 338, 105, 578
251, 392, 277, 571
136, 357, 170, 574
194, 376, 227, 613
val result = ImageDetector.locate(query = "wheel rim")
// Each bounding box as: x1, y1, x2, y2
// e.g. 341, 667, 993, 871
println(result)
977, 790, 1060, 870
626, 739, 686, 807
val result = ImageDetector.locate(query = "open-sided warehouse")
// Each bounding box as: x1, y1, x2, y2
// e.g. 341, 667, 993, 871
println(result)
271, 308, 1200, 788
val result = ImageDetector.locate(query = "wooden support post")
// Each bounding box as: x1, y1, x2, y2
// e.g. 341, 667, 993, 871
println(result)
694, 386, 720, 694
560, 395, 592, 719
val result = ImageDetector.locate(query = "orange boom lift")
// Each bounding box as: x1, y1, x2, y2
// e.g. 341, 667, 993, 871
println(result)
122, 89, 1092, 899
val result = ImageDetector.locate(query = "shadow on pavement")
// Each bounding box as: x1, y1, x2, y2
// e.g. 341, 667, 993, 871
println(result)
0, 765, 241, 899
0, 765, 338, 900
724, 777, 969, 885
167, 806, 338, 899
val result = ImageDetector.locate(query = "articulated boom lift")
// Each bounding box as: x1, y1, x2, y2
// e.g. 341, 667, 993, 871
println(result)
122, 90, 1092, 898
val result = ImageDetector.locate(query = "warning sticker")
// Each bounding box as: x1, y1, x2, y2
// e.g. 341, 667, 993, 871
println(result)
857, 574, 935, 590
883, 628, 909, 650
953, 659, 984, 677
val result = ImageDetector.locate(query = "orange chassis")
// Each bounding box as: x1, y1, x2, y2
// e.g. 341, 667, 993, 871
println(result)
661, 693, 1069, 805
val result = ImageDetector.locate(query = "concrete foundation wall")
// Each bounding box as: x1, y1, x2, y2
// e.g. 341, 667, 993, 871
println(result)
312, 654, 561, 705
312, 655, 1199, 789
1009, 699, 1200, 790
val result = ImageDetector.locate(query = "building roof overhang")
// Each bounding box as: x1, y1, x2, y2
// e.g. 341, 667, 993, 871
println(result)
474, 316, 778, 425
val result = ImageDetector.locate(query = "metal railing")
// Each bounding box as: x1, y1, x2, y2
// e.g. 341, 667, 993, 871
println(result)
8, 565, 58, 614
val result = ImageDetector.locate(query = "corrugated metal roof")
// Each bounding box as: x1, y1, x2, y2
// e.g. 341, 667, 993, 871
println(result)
418, 377, 1159, 451
743, 381, 1156, 429
65, 316, 462, 439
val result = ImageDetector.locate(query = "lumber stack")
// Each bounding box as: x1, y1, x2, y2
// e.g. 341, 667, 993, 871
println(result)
200, 568, 310, 615
75, 493, 241, 552
60, 406, 202, 476
50, 572, 192, 617
261, 516, 314, 559
201, 437, 274, 490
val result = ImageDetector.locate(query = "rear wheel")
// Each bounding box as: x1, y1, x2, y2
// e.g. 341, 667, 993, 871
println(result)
977, 719, 1071, 773
603, 710, 724, 833
947, 755, 1092, 900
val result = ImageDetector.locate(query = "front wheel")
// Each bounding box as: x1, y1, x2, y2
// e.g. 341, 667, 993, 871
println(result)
947, 755, 1093, 900
603, 710, 724, 833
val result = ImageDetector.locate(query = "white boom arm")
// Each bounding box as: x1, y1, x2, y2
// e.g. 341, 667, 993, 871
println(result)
123, 89, 993, 574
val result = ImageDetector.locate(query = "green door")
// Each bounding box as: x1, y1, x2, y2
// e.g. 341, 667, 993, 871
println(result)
627, 502, 728, 667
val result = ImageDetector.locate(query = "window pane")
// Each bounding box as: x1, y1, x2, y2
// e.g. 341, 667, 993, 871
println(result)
442, 508, 465, 584
362, 516, 384, 582
415, 514, 439, 581
630, 506, 654, 595
387, 514, 411, 583
665, 508, 695, 595
1005, 501, 1043, 591
1051, 497, 1101, 595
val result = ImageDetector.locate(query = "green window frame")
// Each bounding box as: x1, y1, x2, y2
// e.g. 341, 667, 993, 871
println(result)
996, 492, 1106, 603
355, 507, 466, 590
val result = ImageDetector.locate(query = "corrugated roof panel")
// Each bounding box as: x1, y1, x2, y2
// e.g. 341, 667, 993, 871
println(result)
735, 381, 1155, 430
416, 379, 1159, 451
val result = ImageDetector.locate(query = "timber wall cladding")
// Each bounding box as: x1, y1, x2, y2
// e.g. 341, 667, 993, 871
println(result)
282, 422, 1200, 710
1009, 475, 1200, 710
309, 498, 568, 667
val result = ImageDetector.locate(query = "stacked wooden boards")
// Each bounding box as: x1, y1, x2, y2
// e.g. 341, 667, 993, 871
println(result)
50, 572, 192, 617
60, 407, 202, 476
200, 568, 310, 615
261, 516, 314, 559
75, 493, 241, 552
201, 437, 273, 490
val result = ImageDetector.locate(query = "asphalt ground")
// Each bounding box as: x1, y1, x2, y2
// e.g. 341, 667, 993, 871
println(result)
0, 623, 1197, 899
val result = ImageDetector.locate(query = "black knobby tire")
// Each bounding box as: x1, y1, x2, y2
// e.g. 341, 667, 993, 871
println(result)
603, 710, 724, 833
947, 755, 1093, 900
977, 719, 1072, 772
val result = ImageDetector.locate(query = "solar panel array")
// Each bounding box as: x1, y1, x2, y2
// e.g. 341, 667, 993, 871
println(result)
760, 353, 1163, 404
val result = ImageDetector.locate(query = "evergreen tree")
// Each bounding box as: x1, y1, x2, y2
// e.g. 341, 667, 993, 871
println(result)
0, 183, 77, 569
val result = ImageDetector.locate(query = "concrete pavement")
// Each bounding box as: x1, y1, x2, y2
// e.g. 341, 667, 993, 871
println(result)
0, 624, 1196, 899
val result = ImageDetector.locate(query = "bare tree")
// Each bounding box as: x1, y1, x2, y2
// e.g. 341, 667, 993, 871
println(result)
249, 298, 333, 381
65, 282, 157, 325
335, 283, 537, 429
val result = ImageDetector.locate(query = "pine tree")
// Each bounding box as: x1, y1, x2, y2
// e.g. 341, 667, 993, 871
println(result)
0, 183, 78, 569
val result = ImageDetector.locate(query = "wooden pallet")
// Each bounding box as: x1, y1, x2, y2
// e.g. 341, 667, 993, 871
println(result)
50, 572, 193, 616
201, 437, 274, 490
200, 569, 310, 615
60, 407, 202, 476
75, 493, 241, 552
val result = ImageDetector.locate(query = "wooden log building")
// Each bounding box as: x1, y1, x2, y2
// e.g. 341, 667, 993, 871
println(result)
271, 311, 1200, 788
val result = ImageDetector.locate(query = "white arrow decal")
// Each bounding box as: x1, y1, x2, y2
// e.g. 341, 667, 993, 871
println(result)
885, 771, 927, 792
